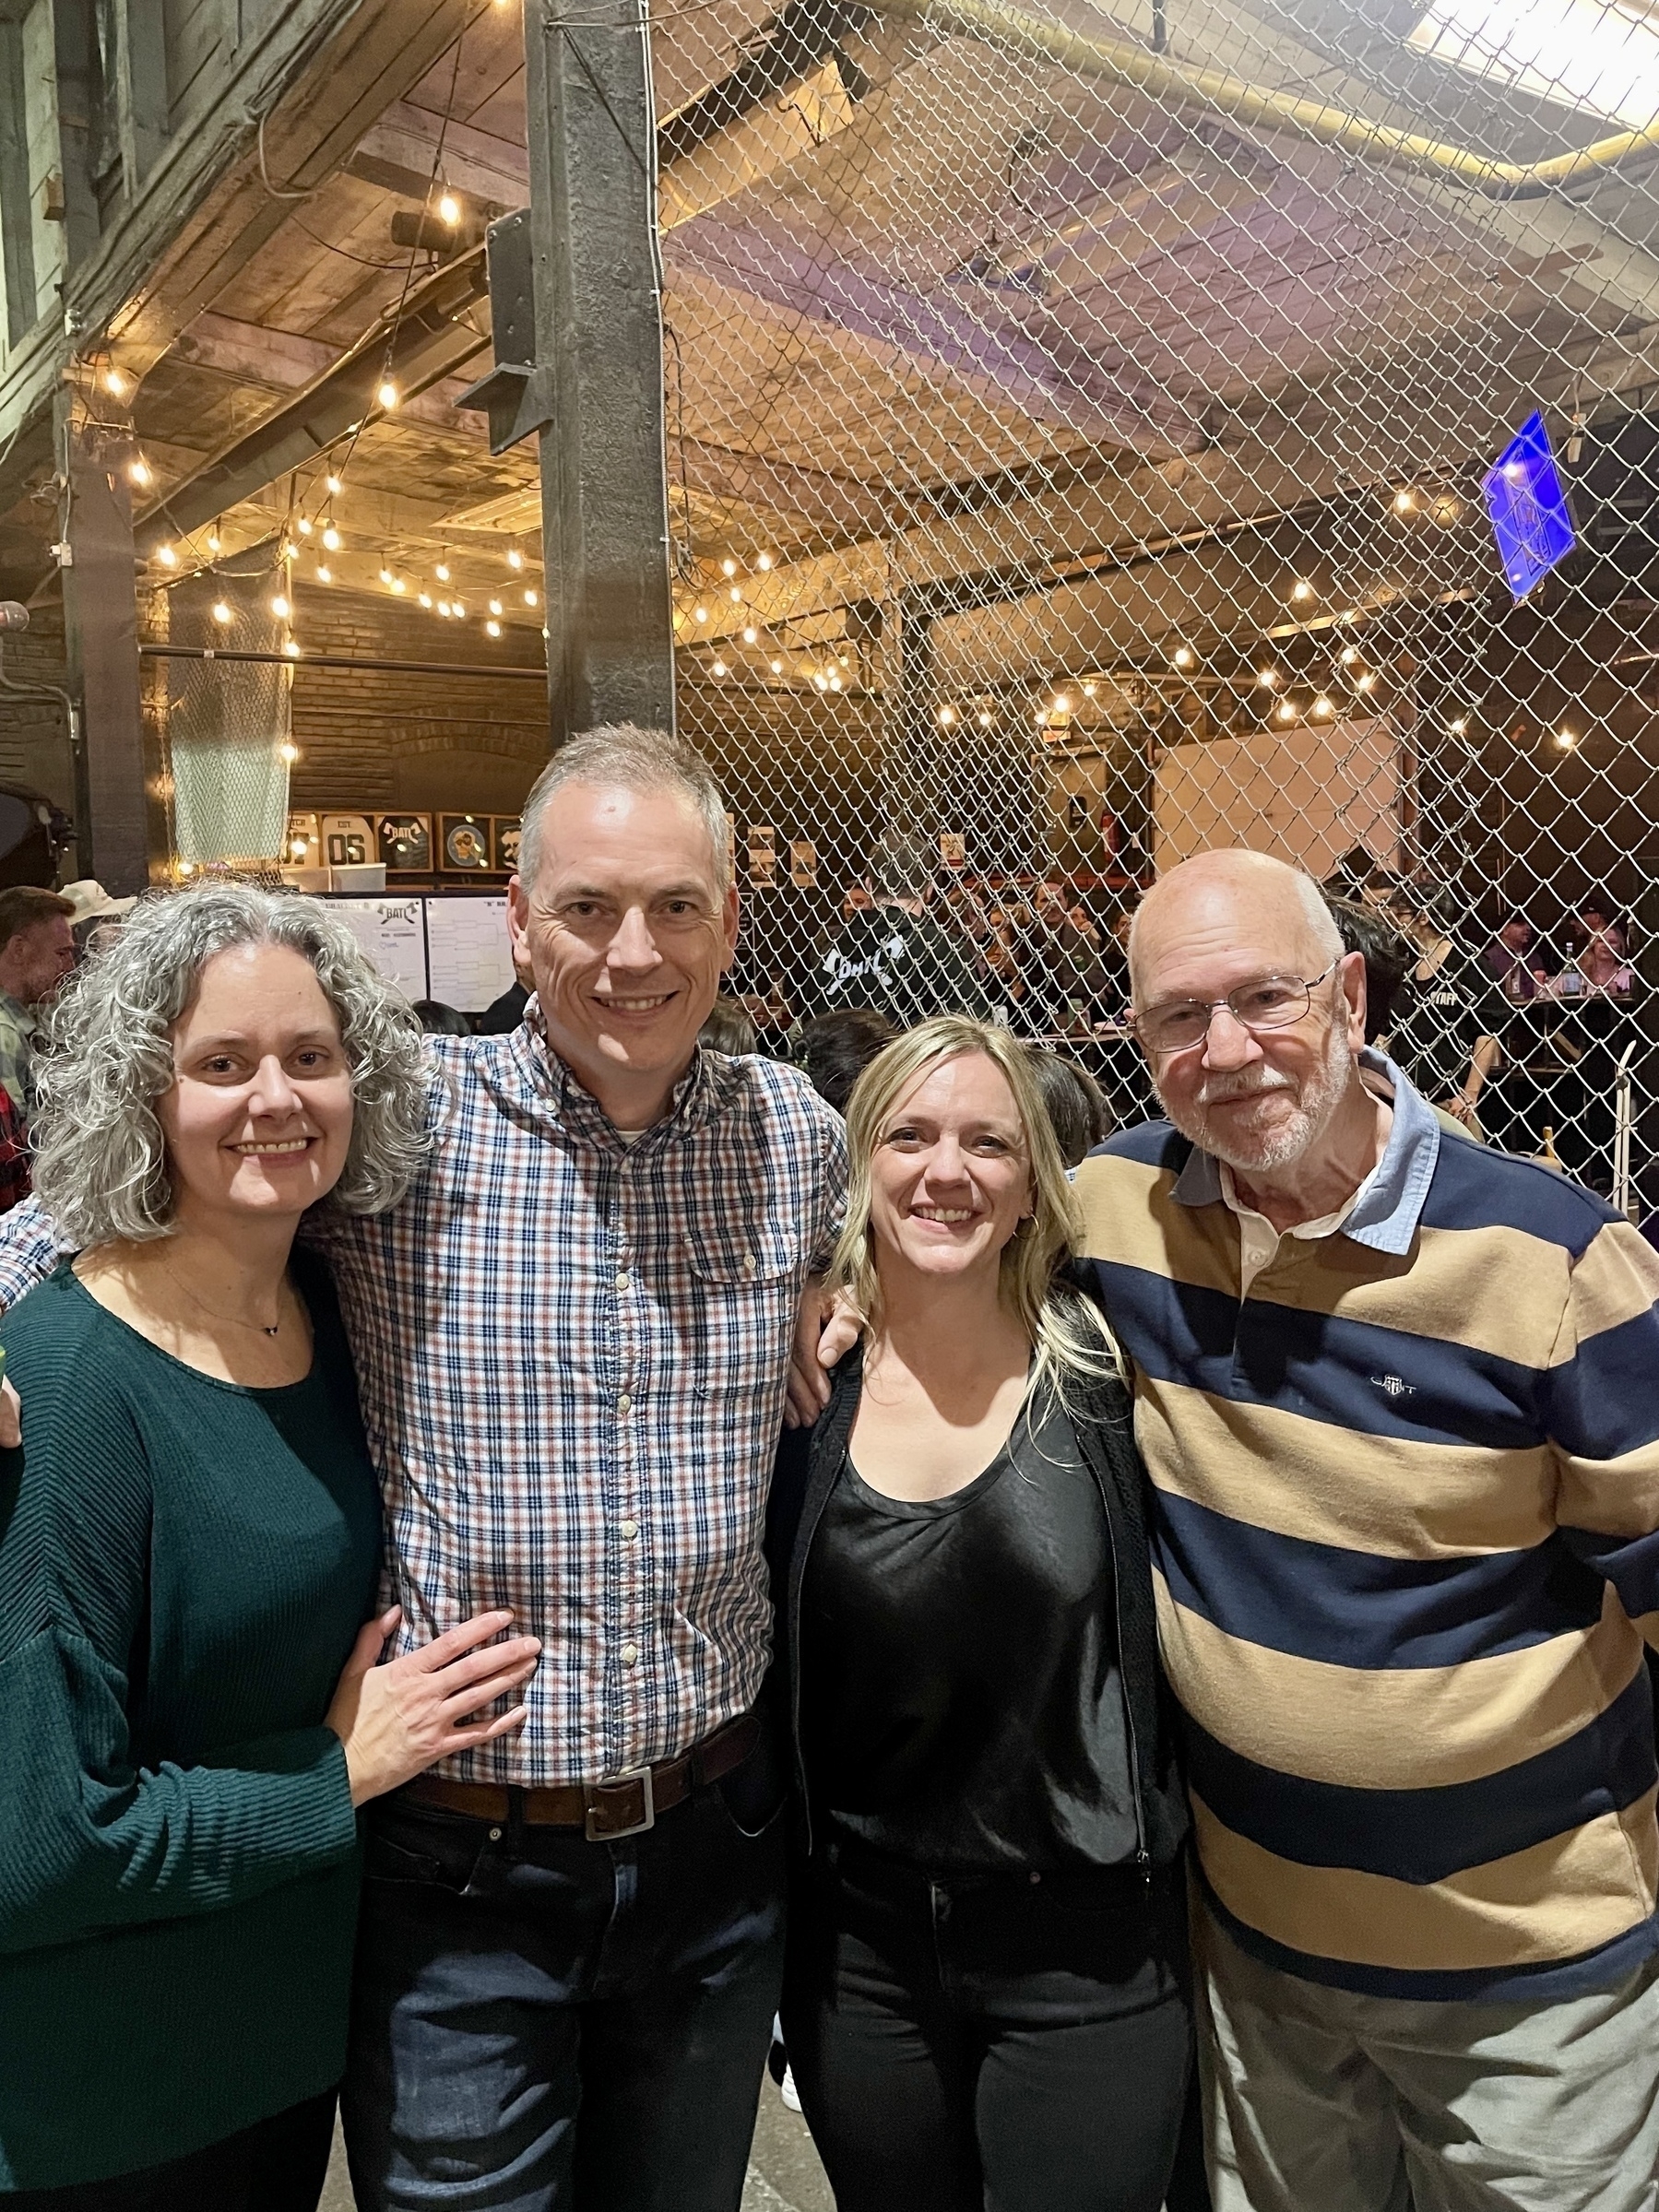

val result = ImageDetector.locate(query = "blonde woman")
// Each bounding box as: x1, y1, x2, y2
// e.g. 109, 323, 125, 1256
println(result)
769, 1017, 1191, 2212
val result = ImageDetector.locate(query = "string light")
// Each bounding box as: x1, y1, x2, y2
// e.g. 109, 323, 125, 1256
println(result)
211, 600, 231, 625
438, 192, 461, 226
523, 588, 538, 608
1339, 644, 1359, 665
127, 456, 151, 487
1173, 646, 1194, 669
453, 599, 466, 618
756, 551, 774, 571
729, 586, 742, 603
978, 710, 993, 727
380, 565, 394, 585
155, 543, 177, 568
434, 561, 450, 582
281, 642, 301, 659
486, 619, 502, 637
1393, 489, 1418, 514
271, 593, 290, 619
376, 379, 398, 410
1451, 716, 1469, 734
102, 368, 128, 398
721, 557, 737, 576
419, 592, 433, 609
489, 598, 504, 615
1356, 670, 1377, 692
316, 564, 332, 584
813, 671, 829, 691
742, 625, 757, 645
1256, 667, 1281, 689
207, 528, 222, 554
1276, 699, 1297, 723
506, 549, 524, 571
937, 705, 955, 727
1290, 579, 1313, 601
770, 657, 784, 674
437, 599, 452, 617
297, 517, 314, 537
1051, 692, 1070, 714
1312, 693, 1334, 717
827, 671, 842, 692
693, 604, 707, 622
278, 740, 301, 762
1555, 727, 1579, 749
322, 526, 341, 551
390, 577, 406, 595
326, 475, 343, 496
712, 658, 729, 677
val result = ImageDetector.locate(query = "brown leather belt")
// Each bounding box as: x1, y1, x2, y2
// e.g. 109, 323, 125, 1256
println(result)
400, 1709, 763, 1840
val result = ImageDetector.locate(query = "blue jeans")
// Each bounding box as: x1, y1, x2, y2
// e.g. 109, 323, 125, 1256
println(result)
340, 1780, 786, 2211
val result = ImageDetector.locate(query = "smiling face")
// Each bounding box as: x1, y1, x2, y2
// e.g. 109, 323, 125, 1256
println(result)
867, 1051, 1033, 1290
507, 779, 739, 1125
159, 942, 354, 1227
1131, 857, 1366, 1176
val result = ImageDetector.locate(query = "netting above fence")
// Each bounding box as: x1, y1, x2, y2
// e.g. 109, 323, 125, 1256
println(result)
650, 0, 1659, 1201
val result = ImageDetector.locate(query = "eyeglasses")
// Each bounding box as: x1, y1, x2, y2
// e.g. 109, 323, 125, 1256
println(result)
1129, 962, 1342, 1055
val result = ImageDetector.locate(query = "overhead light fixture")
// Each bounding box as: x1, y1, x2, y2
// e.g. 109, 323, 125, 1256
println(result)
322, 526, 341, 551
102, 368, 128, 398
1290, 579, 1313, 602
438, 191, 461, 226
712, 658, 729, 677
506, 548, 524, 570
434, 561, 450, 582
1173, 646, 1194, 669
297, 517, 314, 537
523, 587, 538, 607
154, 543, 177, 568
721, 557, 737, 576
325, 474, 343, 496
485, 619, 502, 637
756, 551, 774, 570
315, 564, 332, 584
127, 455, 151, 487
376, 379, 398, 410
938, 705, 955, 727
211, 600, 232, 625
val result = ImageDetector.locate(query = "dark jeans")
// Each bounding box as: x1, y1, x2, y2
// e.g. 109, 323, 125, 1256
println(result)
782, 1842, 1193, 2212
341, 1779, 787, 2211
4, 2092, 336, 2212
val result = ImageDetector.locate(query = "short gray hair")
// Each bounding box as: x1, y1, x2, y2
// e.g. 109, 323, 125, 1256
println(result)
32, 883, 433, 1248
517, 726, 731, 890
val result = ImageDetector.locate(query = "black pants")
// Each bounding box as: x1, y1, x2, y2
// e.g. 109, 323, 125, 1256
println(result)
782, 1842, 1193, 2212
4, 2092, 336, 2212
341, 1779, 787, 2211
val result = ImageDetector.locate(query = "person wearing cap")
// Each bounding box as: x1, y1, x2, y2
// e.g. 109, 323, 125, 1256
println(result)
0, 887, 74, 1129
59, 877, 136, 957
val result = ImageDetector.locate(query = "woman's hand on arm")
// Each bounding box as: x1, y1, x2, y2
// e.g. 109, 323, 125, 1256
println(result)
325, 1606, 540, 1806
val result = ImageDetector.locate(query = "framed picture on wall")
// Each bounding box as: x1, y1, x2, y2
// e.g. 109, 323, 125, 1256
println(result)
492, 817, 522, 872
320, 813, 374, 869
439, 813, 492, 871
377, 813, 433, 873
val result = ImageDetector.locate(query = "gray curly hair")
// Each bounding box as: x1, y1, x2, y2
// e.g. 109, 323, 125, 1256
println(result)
31, 883, 433, 1247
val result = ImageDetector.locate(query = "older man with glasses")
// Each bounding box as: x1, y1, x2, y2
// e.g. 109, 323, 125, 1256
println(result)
1077, 846, 1659, 2212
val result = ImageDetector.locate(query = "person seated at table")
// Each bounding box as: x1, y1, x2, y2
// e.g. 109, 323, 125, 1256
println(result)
0, 885, 540, 2210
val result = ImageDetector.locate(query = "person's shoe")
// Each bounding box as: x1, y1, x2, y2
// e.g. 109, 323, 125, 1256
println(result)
780, 2065, 802, 2114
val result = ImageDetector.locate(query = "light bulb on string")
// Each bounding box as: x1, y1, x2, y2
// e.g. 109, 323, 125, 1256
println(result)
211, 600, 232, 626
1173, 646, 1194, 669
1256, 667, 1281, 690
721, 557, 737, 576
1290, 579, 1313, 602
452, 599, 466, 619
1356, 670, 1377, 692
489, 598, 504, 616
770, 657, 783, 674
1312, 694, 1334, 717
742, 626, 757, 645
326, 475, 342, 496
322, 526, 341, 551
278, 740, 301, 762
523, 587, 538, 607
434, 561, 450, 582
438, 192, 461, 227
1339, 644, 1359, 665
978, 710, 993, 727
102, 367, 128, 398
282, 642, 301, 659
506, 549, 524, 571
155, 543, 177, 568
380, 565, 394, 585
1276, 699, 1297, 723
436, 600, 451, 618
207, 528, 222, 554
712, 659, 729, 677
756, 551, 773, 571
297, 517, 314, 537
937, 705, 955, 727
419, 592, 433, 609
271, 594, 290, 619
376, 379, 398, 411
128, 455, 151, 487
316, 564, 332, 584
729, 586, 741, 603
486, 620, 502, 637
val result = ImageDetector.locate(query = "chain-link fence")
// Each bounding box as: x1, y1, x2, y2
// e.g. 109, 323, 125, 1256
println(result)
655, 0, 1659, 1205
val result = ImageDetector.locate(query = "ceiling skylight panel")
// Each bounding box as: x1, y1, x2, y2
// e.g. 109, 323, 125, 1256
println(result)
1408, 0, 1659, 129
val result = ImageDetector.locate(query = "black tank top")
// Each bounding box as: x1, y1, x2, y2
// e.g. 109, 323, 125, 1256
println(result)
799, 1378, 1140, 1876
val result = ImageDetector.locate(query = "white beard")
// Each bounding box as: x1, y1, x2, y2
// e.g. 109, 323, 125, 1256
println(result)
1164, 1020, 1353, 1173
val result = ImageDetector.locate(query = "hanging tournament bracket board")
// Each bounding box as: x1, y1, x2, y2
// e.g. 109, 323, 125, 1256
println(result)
426, 896, 516, 1011
333, 898, 429, 999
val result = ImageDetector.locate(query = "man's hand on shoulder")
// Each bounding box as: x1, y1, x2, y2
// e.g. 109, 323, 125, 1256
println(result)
783, 1277, 863, 1427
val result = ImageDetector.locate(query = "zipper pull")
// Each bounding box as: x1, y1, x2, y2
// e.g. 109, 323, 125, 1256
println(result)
1137, 1847, 1152, 1889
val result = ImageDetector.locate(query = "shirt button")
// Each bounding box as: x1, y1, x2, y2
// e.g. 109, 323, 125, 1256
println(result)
742, 1254, 756, 1276
615, 1270, 629, 1288
621, 1642, 639, 1667
619, 1520, 639, 1542
618, 1393, 633, 1414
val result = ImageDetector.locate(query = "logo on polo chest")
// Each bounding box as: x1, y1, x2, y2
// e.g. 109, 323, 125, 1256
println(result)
1371, 1373, 1416, 1399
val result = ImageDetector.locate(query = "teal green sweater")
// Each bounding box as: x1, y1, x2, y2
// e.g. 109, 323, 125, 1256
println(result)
0, 1256, 379, 2191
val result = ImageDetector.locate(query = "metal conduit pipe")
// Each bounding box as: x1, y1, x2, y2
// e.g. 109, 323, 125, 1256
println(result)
868, 0, 1659, 199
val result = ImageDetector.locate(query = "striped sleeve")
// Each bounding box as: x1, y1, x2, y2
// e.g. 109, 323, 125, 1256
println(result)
1546, 1216, 1659, 1644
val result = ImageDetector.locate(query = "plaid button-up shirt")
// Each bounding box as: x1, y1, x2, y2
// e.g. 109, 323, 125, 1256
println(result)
0, 1011, 846, 1787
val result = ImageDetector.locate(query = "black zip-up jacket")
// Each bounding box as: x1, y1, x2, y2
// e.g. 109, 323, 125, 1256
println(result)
765, 1343, 1190, 1868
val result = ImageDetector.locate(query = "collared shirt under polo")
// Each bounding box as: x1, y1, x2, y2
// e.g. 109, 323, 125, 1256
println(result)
0, 1004, 847, 1791
1075, 1051, 1659, 2004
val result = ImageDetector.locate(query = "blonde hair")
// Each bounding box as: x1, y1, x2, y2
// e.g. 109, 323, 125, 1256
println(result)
828, 1016, 1120, 1398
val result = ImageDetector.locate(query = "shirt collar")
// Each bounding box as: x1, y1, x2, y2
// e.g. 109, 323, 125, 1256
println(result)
1168, 1048, 1440, 1256
495, 993, 736, 1146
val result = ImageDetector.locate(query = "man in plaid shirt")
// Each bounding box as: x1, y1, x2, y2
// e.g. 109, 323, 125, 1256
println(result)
0, 728, 847, 2212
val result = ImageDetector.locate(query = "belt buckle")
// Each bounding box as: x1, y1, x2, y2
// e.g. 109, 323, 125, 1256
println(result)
585, 1767, 655, 1841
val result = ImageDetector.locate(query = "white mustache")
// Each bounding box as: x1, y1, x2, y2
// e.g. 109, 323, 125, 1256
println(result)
1196, 1068, 1296, 1106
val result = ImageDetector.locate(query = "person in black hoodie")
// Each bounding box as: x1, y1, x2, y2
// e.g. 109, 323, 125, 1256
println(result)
769, 1015, 1191, 2212
820, 833, 995, 1025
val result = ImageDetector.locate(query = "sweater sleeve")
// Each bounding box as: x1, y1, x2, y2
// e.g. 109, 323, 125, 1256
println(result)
0, 1368, 359, 1957
1546, 1214, 1659, 1649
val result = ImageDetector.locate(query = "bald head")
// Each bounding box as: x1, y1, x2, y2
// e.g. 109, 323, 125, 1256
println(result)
1129, 849, 1342, 1003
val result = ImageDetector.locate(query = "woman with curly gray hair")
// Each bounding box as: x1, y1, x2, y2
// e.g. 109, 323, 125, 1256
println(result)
0, 885, 541, 2211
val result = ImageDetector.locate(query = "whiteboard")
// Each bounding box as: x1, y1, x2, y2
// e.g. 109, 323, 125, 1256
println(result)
333, 897, 429, 999
426, 896, 516, 1011
1153, 717, 1402, 880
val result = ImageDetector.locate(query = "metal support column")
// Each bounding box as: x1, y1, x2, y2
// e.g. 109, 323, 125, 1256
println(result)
523, 0, 675, 743
56, 390, 167, 892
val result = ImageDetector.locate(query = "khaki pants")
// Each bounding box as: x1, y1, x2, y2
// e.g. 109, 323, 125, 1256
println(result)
1194, 1899, 1659, 2212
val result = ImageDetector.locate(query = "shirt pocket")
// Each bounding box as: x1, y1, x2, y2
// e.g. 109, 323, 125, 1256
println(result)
680, 1218, 801, 1401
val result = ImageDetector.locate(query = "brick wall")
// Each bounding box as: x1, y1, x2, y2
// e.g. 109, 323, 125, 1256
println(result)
0, 599, 76, 810
285, 582, 551, 817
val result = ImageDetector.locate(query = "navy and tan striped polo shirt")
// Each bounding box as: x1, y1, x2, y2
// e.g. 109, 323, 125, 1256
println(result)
1075, 1053, 1659, 2001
